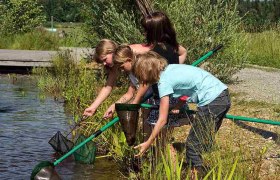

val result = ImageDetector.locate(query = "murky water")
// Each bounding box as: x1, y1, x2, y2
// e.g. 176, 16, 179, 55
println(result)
0, 75, 122, 180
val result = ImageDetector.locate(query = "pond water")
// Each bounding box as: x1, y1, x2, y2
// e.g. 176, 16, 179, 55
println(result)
0, 75, 122, 180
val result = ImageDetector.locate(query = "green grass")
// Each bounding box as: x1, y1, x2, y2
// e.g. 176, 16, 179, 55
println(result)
246, 30, 280, 69
0, 24, 88, 50
43, 21, 83, 29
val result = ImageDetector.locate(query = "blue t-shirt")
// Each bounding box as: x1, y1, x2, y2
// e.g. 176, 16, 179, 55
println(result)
158, 64, 227, 106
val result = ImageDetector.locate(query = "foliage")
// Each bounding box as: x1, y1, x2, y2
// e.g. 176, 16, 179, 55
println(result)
82, 0, 143, 45
0, 26, 87, 50
81, 0, 246, 82
246, 30, 280, 69
58, 26, 90, 47
154, 0, 246, 82
0, 0, 46, 36
238, 0, 280, 32
10, 28, 59, 50
39, 0, 87, 22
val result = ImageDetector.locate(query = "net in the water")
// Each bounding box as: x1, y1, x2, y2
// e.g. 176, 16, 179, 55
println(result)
73, 135, 97, 164
115, 103, 141, 146
48, 131, 74, 154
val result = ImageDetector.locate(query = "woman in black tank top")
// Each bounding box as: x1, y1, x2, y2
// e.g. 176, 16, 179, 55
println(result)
151, 43, 179, 99
152, 43, 179, 64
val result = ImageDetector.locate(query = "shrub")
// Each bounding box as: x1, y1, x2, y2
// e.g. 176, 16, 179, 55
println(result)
82, 0, 143, 45
0, 0, 46, 36
11, 28, 59, 50
155, 0, 247, 82
83, 0, 247, 82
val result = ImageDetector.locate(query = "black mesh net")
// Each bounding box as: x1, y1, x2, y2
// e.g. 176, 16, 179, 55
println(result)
48, 131, 74, 155
115, 103, 140, 146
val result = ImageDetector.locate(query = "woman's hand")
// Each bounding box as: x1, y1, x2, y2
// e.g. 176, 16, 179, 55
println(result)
103, 104, 115, 119
134, 141, 152, 157
83, 107, 97, 117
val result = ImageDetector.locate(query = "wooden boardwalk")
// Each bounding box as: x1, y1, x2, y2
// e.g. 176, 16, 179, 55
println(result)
0, 48, 93, 67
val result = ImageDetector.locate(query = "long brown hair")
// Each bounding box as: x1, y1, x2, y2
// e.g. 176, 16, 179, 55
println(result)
141, 11, 179, 52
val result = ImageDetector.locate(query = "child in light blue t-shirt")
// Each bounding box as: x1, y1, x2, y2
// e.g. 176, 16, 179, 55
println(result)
133, 51, 231, 175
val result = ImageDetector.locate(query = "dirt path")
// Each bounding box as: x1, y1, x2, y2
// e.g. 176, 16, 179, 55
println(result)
228, 66, 280, 179
229, 67, 280, 104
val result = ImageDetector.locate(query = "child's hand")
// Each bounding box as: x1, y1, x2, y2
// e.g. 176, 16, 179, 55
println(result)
134, 141, 151, 157
103, 104, 115, 119
83, 107, 97, 117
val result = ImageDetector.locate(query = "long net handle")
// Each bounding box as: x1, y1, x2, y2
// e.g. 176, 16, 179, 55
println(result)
140, 103, 280, 126
191, 44, 223, 66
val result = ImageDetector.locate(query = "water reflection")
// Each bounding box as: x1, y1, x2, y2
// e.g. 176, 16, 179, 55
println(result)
0, 75, 122, 180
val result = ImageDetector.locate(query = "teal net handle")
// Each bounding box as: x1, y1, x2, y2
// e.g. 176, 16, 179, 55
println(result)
226, 114, 280, 126
141, 103, 280, 126
192, 44, 223, 66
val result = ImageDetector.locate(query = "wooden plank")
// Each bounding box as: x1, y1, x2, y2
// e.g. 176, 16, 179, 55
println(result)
0, 60, 52, 67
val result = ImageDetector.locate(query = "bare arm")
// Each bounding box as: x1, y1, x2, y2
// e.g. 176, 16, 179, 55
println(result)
130, 44, 151, 54
103, 83, 136, 118
178, 45, 187, 64
134, 96, 169, 157
131, 83, 150, 104
83, 68, 118, 117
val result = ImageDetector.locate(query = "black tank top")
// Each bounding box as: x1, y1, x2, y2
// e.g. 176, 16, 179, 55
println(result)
151, 43, 179, 99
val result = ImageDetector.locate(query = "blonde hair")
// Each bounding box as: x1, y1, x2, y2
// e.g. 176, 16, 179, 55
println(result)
94, 39, 118, 63
113, 44, 135, 66
133, 51, 167, 84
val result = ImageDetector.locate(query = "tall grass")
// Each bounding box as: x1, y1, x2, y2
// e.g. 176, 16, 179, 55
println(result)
0, 29, 58, 50
246, 30, 280, 69
0, 26, 88, 50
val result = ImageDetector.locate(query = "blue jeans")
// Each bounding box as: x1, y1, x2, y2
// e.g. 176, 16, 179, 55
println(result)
186, 89, 231, 167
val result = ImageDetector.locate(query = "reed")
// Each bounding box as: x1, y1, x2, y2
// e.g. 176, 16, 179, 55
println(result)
246, 30, 280, 69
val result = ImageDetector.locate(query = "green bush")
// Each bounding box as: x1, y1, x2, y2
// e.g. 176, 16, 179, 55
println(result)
155, 0, 246, 82
11, 29, 59, 50
0, 0, 45, 36
83, 0, 246, 82
82, 0, 143, 45
58, 27, 89, 47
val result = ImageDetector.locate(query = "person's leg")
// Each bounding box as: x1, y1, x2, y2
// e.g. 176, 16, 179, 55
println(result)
208, 89, 231, 132
186, 89, 231, 177
185, 108, 210, 168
